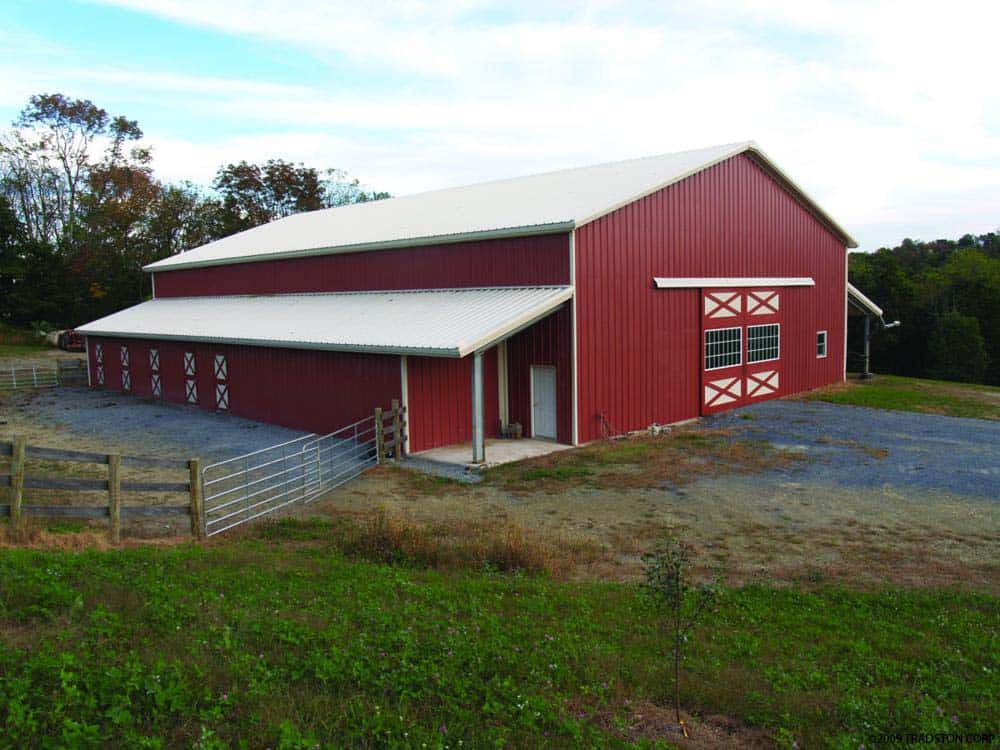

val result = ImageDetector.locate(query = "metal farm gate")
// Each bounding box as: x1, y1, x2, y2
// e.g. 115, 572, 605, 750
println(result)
199, 404, 405, 536
0, 360, 88, 392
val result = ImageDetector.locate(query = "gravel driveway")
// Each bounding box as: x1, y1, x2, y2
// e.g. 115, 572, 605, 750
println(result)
707, 399, 999, 500
1, 387, 310, 463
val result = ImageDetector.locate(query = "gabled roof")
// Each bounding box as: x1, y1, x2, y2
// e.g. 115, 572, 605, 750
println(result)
76, 286, 574, 358
146, 141, 857, 273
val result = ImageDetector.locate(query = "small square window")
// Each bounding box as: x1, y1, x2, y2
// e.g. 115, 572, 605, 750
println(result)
817, 331, 828, 358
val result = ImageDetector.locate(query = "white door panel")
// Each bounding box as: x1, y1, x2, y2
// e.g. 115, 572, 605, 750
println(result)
530, 366, 557, 439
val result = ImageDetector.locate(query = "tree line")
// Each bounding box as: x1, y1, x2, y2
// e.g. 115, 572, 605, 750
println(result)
849, 233, 1000, 385
0, 93, 388, 329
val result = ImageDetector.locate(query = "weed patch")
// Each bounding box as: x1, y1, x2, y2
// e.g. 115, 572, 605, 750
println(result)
249, 511, 608, 578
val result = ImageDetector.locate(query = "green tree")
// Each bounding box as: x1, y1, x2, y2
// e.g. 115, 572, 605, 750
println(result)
1, 93, 142, 245
213, 159, 389, 235
926, 311, 989, 383
0, 195, 23, 321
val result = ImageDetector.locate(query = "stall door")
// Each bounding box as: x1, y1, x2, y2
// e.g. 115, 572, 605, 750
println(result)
701, 287, 783, 415
530, 366, 557, 439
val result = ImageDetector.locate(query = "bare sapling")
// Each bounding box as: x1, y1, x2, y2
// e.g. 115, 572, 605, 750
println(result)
642, 537, 719, 735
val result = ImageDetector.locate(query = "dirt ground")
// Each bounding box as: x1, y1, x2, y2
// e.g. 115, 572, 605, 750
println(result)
297, 466, 999, 590
301, 399, 999, 590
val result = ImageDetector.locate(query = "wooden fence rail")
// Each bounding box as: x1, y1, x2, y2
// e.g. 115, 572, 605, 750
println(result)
0, 436, 204, 542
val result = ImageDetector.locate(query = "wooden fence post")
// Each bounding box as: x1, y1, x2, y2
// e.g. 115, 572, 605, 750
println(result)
108, 454, 121, 543
374, 407, 384, 464
189, 458, 205, 540
10, 436, 26, 531
391, 399, 402, 460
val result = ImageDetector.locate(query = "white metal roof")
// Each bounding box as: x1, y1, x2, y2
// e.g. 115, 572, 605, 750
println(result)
76, 286, 573, 358
146, 141, 857, 273
847, 282, 885, 319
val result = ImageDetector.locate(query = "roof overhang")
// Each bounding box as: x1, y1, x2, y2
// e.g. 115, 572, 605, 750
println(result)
76, 286, 573, 358
847, 282, 884, 319
653, 276, 814, 288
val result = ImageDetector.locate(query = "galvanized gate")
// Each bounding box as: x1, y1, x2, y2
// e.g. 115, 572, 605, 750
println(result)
201, 416, 378, 536
0, 359, 88, 392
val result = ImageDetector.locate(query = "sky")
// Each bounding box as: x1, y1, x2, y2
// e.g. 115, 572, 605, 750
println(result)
2, 0, 998, 251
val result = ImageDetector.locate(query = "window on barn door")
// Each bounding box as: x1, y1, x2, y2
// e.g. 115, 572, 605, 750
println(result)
95, 343, 105, 385
149, 348, 161, 397
704, 327, 742, 370
120, 345, 131, 391
214, 354, 229, 410
184, 351, 198, 404
816, 331, 828, 358
747, 324, 780, 363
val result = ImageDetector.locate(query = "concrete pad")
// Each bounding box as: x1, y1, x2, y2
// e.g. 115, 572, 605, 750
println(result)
414, 438, 572, 469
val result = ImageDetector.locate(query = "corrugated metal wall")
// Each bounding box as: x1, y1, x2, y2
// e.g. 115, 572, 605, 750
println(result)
406, 348, 499, 453
87, 336, 401, 435
504, 305, 573, 444
574, 153, 847, 442
153, 233, 570, 297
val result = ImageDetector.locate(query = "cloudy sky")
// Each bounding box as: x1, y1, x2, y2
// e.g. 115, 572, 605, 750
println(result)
3, 0, 998, 250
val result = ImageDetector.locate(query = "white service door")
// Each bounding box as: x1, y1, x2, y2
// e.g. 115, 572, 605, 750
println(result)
530, 366, 557, 439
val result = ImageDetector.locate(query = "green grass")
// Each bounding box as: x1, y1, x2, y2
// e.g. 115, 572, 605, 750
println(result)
1, 525, 996, 749
806, 374, 1000, 420
0, 323, 48, 360
0, 342, 50, 360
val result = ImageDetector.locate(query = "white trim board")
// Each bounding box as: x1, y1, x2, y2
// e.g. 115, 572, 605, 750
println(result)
654, 277, 814, 288
569, 230, 579, 446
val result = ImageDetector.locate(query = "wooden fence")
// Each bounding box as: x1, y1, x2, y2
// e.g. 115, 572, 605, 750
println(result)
375, 399, 407, 461
0, 437, 204, 542
0, 359, 88, 392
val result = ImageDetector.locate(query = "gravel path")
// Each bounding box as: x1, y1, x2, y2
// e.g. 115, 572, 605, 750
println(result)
1, 387, 310, 463
707, 399, 1000, 500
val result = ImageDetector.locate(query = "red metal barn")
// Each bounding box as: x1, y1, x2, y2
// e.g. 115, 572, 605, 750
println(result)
80, 142, 880, 463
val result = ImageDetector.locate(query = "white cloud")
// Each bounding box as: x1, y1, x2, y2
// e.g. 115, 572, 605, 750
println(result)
23, 1, 1000, 246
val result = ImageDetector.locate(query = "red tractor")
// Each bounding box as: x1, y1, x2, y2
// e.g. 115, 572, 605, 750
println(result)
57, 329, 85, 352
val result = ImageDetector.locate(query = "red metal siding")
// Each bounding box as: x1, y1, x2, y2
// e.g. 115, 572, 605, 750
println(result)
574, 154, 847, 442
87, 336, 401, 435
406, 348, 499, 453
154, 234, 570, 297
505, 305, 573, 444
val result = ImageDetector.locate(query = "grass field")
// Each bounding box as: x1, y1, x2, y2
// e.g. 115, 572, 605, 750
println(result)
0, 342, 52, 360
0, 520, 996, 749
806, 374, 1000, 420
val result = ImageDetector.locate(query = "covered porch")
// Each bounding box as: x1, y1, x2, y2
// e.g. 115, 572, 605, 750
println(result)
403, 286, 576, 463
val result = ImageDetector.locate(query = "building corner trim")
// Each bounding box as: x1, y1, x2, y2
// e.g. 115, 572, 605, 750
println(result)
569, 231, 579, 446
